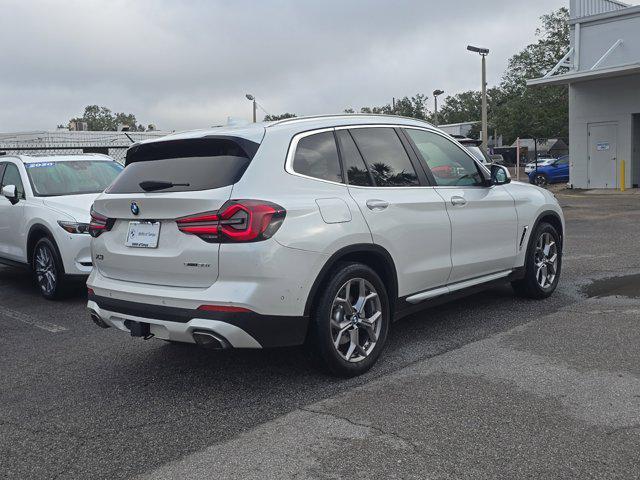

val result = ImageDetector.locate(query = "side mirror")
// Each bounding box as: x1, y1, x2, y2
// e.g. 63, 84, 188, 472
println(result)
2, 185, 18, 204
490, 164, 511, 185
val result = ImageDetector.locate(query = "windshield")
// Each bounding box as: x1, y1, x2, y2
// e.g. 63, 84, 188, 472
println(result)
25, 160, 124, 196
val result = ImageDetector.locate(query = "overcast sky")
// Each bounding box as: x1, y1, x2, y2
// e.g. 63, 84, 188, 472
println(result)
0, 0, 576, 132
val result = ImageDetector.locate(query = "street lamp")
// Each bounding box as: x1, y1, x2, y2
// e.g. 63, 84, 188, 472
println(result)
433, 89, 444, 127
245, 93, 257, 123
467, 45, 490, 151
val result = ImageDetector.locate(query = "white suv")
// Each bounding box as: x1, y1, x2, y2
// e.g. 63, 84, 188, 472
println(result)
0, 154, 123, 298
87, 116, 564, 376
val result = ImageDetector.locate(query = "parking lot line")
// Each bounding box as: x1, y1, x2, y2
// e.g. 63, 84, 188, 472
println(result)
0, 307, 67, 333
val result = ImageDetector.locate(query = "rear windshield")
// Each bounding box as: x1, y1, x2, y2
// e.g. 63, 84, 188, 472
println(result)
25, 161, 124, 197
108, 137, 258, 194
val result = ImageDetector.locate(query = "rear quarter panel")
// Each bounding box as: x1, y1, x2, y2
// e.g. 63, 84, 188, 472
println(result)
231, 127, 373, 255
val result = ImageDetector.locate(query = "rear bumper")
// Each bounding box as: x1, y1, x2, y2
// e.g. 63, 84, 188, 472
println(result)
87, 292, 309, 348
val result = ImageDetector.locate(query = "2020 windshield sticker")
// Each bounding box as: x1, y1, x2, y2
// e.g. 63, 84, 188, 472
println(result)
25, 162, 55, 169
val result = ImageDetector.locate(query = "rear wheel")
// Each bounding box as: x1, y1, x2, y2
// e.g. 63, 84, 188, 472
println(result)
512, 222, 561, 299
32, 238, 68, 300
309, 262, 390, 377
533, 173, 549, 187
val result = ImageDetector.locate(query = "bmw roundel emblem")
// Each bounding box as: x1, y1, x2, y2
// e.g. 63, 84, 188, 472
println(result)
131, 201, 140, 216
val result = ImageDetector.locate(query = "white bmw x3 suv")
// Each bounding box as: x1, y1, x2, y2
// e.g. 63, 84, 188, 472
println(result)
0, 154, 123, 298
87, 115, 564, 376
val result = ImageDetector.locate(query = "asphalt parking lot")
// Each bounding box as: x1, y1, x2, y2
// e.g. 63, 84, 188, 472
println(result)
1, 190, 639, 479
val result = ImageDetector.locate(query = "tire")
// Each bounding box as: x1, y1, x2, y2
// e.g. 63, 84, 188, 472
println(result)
532, 174, 549, 187
308, 262, 390, 377
32, 237, 69, 300
512, 222, 562, 299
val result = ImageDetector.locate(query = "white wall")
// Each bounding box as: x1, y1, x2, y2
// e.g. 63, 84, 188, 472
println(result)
576, 9, 640, 71
569, 74, 640, 188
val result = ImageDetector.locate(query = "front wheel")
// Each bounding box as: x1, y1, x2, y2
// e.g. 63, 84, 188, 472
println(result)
32, 238, 67, 300
512, 222, 561, 299
309, 262, 390, 377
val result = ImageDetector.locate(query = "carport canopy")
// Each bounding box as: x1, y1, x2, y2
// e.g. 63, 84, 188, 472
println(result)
527, 63, 640, 86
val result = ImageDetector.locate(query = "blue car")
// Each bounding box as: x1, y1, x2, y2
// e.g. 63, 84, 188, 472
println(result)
529, 155, 569, 187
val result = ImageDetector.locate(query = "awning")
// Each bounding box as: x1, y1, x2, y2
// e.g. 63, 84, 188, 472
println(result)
527, 63, 640, 87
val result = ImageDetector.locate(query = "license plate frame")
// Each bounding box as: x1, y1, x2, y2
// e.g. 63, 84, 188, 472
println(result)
125, 221, 161, 249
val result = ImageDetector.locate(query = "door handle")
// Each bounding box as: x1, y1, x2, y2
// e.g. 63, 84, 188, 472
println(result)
451, 196, 467, 206
366, 199, 389, 211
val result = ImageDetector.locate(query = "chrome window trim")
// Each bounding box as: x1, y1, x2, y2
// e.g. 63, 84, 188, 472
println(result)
284, 127, 346, 187
284, 123, 493, 189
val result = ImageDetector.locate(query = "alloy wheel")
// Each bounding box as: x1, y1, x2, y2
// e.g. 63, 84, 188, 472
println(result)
330, 278, 382, 363
35, 245, 57, 295
534, 232, 558, 289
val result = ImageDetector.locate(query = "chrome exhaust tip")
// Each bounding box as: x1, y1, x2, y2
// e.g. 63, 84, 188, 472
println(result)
90, 311, 110, 329
192, 331, 231, 349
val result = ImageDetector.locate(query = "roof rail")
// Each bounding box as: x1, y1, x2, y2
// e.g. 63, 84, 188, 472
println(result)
266, 113, 434, 128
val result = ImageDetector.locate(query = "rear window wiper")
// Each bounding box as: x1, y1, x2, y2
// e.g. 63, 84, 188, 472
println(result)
139, 180, 190, 192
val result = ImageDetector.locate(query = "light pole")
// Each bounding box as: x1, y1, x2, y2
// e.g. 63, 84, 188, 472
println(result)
467, 45, 489, 151
245, 94, 257, 123
433, 89, 444, 126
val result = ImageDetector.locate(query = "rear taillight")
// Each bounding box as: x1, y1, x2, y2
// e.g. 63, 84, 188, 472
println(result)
89, 206, 114, 238
176, 200, 285, 243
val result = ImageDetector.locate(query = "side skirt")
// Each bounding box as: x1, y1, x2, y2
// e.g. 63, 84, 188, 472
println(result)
0, 256, 30, 269
394, 268, 525, 321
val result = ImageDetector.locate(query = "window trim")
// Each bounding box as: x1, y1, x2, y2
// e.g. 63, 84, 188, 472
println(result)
285, 128, 346, 186
286, 125, 436, 189
401, 127, 492, 189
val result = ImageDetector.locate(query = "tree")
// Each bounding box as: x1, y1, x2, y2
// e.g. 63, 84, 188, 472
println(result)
344, 94, 430, 120
67, 105, 148, 131
493, 7, 570, 143
437, 91, 482, 125
264, 113, 297, 121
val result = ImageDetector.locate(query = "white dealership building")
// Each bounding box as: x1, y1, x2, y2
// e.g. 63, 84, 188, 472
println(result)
528, 0, 640, 189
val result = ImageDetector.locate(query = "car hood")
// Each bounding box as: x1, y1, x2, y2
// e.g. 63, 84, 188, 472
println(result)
42, 193, 100, 222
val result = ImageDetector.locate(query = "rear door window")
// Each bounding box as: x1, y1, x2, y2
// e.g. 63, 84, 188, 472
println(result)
292, 131, 343, 183
335, 130, 373, 187
108, 137, 257, 194
349, 128, 419, 187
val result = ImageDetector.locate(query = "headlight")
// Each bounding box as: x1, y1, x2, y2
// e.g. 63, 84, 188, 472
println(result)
57, 221, 91, 234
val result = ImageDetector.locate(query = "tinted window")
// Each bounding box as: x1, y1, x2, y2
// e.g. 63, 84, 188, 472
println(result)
2, 163, 25, 199
26, 161, 123, 196
405, 129, 484, 186
110, 138, 254, 194
292, 131, 342, 183
349, 128, 419, 187
336, 130, 373, 187
556, 156, 569, 165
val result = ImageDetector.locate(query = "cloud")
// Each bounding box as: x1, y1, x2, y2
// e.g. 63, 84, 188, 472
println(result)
0, 0, 567, 131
